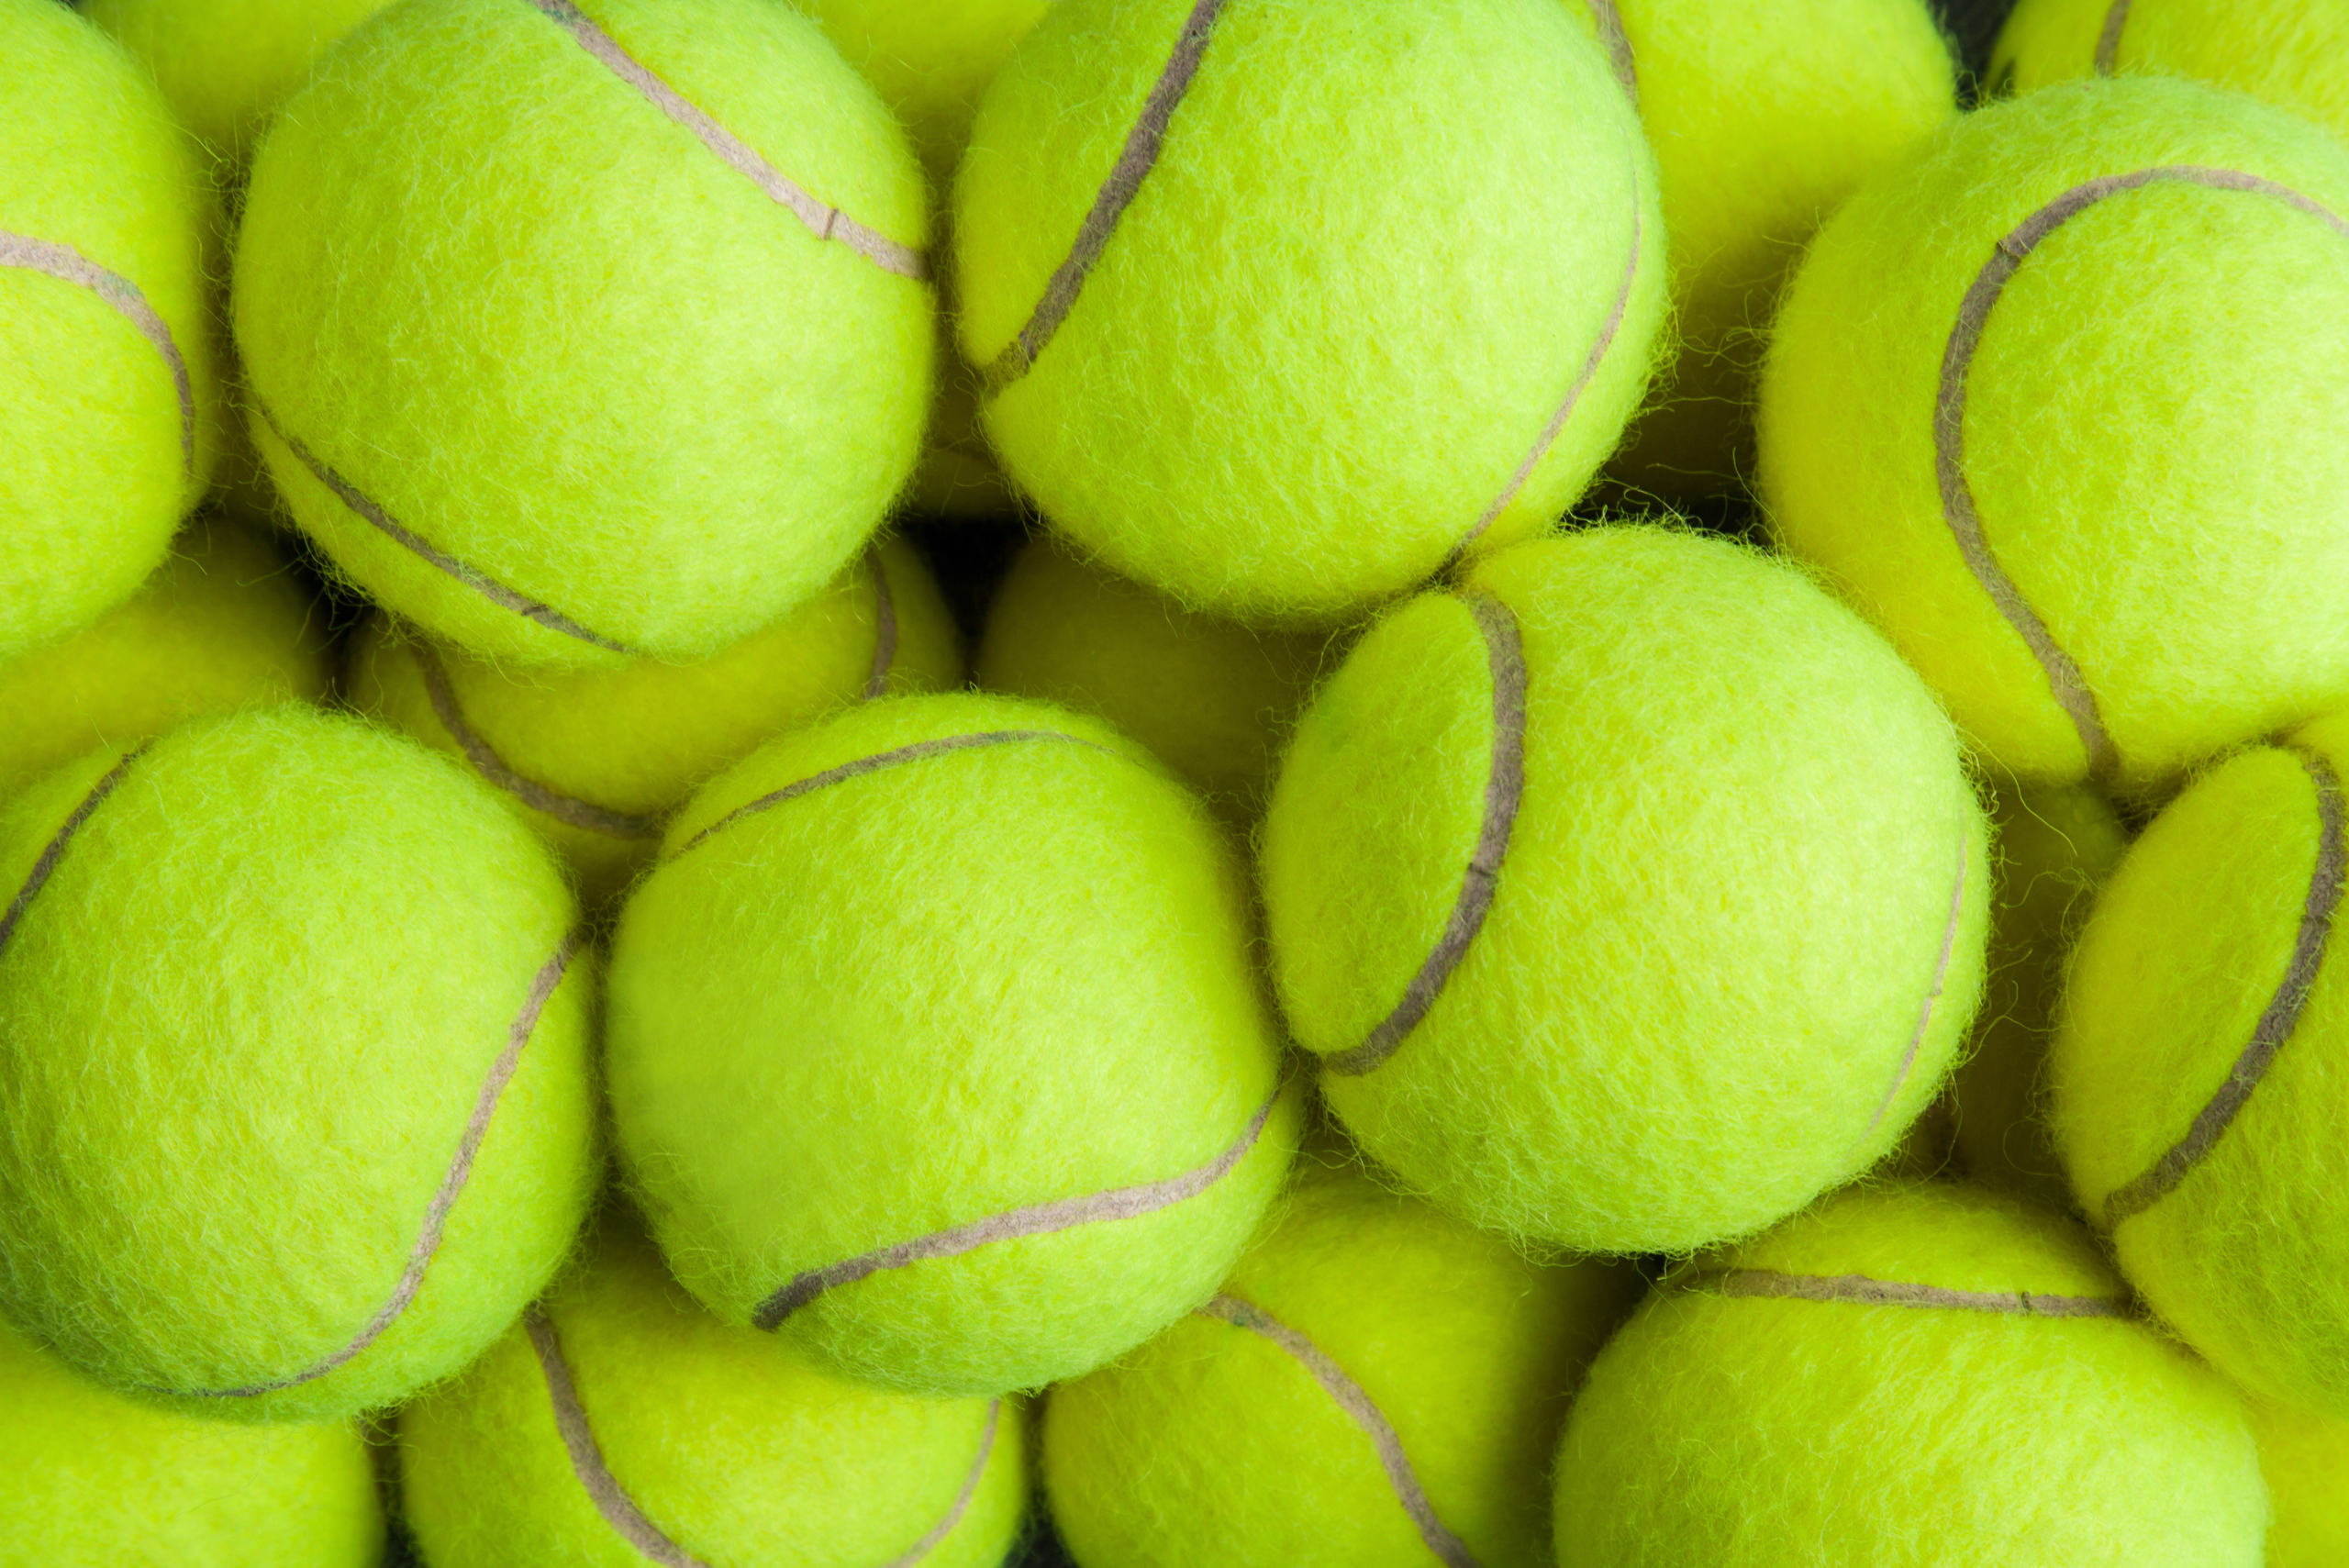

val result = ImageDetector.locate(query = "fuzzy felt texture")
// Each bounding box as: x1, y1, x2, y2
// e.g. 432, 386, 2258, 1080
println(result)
1945, 782, 2128, 1210
1044, 1167, 1634, 1568
953, 0, 1666, 622
975, 537, 1339, 825
234, 0, 934, 668
1760, 76, 2349, 788
402, 1216, 1026, 1568
803, 0, 1052, 180
607, 690, 1299, 1397
0, 1318, 382, 1566
2247, 1394, 2349, 1568
0, 517, 331, 794
1995, 0, 2349, 149
84, 0, 395, 157
1553, 1182, 2269, 1566
0, 0, 222, 663
1590, 0, 1955, 495
0, 706, 601, 1422
346, 535, 962, 909
1262, 527, 1989, 1253
2053, 717, 2349, 1416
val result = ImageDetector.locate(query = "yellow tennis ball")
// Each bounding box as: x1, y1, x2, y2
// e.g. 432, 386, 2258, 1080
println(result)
975, 537, 1334, 824
800, 0, 1051, 181
234, 0, 935, 669
346, 536, 962, 908
1262, 526, 1989, 1254
1045, 1168, 1635, 1568
954, 0, 1665, 621
1571, 0, 1957, 496
2246, 1394, 2349, 1568
402, 1216, 1027, 1568
607, 690, 1301, 1396
1994, 0, 2349, 150
0, 1318, 383, 1565
0, 517, 330, 795
2, 0, 223, 662
0, 706, 601, 1423
1553, 1182, 2270, 1566
83, 0, 395, 158
1760, 75, 2349, 790
2053, 708, 2349, 1417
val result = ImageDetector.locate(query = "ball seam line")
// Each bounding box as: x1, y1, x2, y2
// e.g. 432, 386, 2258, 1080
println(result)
751, 1091, 1281, 1330
672, 728, 1119, 862
0, 743, 152, 961
1678, 1268, 2134, 1318
2102, 745, 2348, 1228
863, 540, 902, 701
175, 928, 589, 1399
1325, 589, 1526, 1078
1862, 830, 1972, 1137
1198, 1292, 1482, 1568
2094, 0, 2132, 73
526, 1305, 713, 1568
416, 639, 662, 840
251, 396, 634, 656
0, 232, 195, 483
525, 0, 929, 281
1586, 0, 1640, 106
1937, 165, 2349, 783
979, 0, 1230, 392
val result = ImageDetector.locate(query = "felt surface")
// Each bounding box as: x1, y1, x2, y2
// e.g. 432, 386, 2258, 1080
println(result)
801, 0, 1052, 181
1045, 1167, 1634, 1568
402, 1217, 1027, 1568
607, 691, 1298, 1397
1761, 75, 2349, 787
2247, 1394, 2349, 1568
346, 535, 962, 909
235, 0, 934, 667
954, 0, 1666, 621
0, 706, 600, 1422
1553, 1183, 2269, 1566
0, 0, 221, 662
1263, 527, 1989, 1253
85, 0, 396, 158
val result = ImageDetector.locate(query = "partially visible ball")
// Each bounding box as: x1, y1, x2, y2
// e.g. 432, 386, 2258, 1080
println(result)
84, 0, 395, 159
801, 0, 1051, 181
2248, 1394, 2349, 1568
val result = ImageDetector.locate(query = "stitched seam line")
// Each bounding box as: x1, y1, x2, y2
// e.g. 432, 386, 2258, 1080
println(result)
1863, 832, 1972, 1137
0, 744, 151, 962
417, 642, 661, 840
529, 1306, 712, 1568
862, 542, 900, 701
1680, 1269, 2133, 1318
0, 233, 195, 481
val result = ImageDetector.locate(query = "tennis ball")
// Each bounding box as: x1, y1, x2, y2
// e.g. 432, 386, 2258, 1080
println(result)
83, 0, 395, 159
953, 0, 1665, 621
2, 0, 223, 663
2246, 1395, 2349, 1568
975, 537, 1335, 824
1045, 1167, 1636, 1568
402, 1215, 1026, 1568
2052, 708, 2349, 1417
0, 1318, 383, 1565
234, 0, 934, 670
0, 517, 330, 795
1946, 782, 2129, 1208
1571, 0, 1956, 497
1761, 76, 2349, 790
1262, 526, 1989, 1254
1993, 0, 2349, 150
347, 535, 961, 909
1553, 1182, 2269, 1566
0, 706, 600, 1423
802, 0, 1050, 181
607, 690, 1301, 1396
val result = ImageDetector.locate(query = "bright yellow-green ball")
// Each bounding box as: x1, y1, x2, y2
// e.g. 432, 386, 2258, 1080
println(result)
402, 1216, 1028, 1568
1553, 1182, 2270, 1567
84, 0, 395, 159
2247, 1394, 2349, 1568
799, 0, 1050, 181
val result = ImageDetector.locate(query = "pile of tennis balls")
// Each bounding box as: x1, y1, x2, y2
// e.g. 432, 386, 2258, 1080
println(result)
7, 0, 2349, 1562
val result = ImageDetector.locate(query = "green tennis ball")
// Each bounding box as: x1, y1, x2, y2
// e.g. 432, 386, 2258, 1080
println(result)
801, 0, 1050, 181
953, 0, 1665, 621
83, 0, 395, 158
2246, 1394, 2349, 1568
1994, 0, 2349, 150
234, 0, 934, 669
348, 535, 962, 909
976, 537, 1336, 825
1553, 1182, 2269, 1566
2, 0, 223, 663
0, 1318, 383, 1565
1760, 75, 2349, 790
0, 706, 601, 1423
402, 1215, 1027, 1568
607, 690, 1301, 1396
1045, 1167, 1635, 1568
2052, 709, 2349, 1417
0, 517, 331, 795
1576, 0, 1957, 497
1262, 527, 1989, 1254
